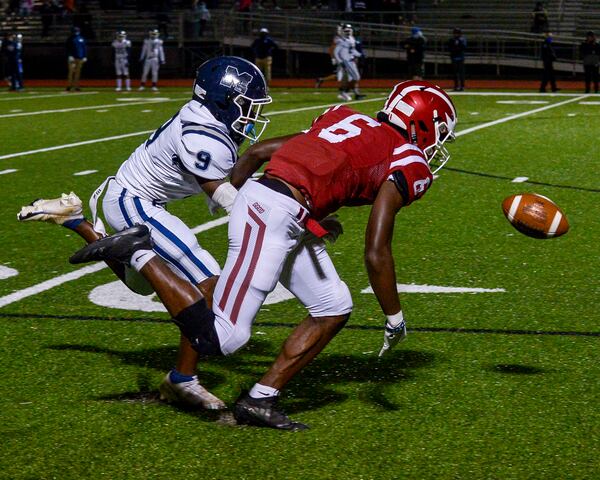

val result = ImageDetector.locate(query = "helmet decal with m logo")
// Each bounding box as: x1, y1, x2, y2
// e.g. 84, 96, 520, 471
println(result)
220, 66, 253, 95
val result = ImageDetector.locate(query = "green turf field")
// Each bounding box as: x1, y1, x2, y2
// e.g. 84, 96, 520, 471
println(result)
0, 87, 598, 479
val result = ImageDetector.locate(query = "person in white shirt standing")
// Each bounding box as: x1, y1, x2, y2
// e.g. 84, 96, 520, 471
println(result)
112, 30, 131, 92
18, 56, 272, 412
139, 29, 165, 91
333, 23, 365, 101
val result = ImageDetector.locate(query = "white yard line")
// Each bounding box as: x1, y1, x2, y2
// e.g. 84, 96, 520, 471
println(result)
0, 91, 99, 102
0, 98, 188, 119
455, 95, 586, 137
0, 97, 386, 161
0, 95, 585, 308
0, 130, 154, 161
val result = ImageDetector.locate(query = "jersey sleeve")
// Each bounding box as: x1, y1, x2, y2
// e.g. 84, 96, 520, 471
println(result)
179, 127, 237, 181
387, 144, 433, 206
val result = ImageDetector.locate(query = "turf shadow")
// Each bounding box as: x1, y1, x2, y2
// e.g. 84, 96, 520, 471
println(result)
281, 350, 436, 413
488, 363, 547, 375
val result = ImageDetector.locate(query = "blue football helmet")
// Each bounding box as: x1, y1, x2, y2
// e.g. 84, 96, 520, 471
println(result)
192, 56, 272, 143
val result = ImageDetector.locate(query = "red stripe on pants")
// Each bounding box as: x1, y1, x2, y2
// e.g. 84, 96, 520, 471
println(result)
229, 208, 267, 324
217, 221, 252, 317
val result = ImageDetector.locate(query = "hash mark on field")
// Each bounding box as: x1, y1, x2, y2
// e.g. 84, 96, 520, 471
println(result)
512, 177, 529, 183
0, 169, 18, 175
361, 284, 505, 294
141, 109, 153, 113
578, 101, 600, 105
73, 169, 98, 176
10, 109, 23, 113
0, 266, 19, 279
96, 109, 108, 113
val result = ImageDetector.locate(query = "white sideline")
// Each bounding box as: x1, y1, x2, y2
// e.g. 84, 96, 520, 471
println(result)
0, 97, 386, 161
0, 98, 188, 119
0, 91, 99, 102
0, 95, 585, 308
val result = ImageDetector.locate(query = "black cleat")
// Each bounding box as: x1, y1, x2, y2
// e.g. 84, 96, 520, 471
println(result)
233, 391, 309, 431
354, 93, 367, 100
69, 224, 153, 265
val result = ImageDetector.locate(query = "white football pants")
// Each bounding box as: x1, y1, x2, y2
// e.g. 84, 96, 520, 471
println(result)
102, 178, 220, 285
141, 58, 160, 84
212, 180, 353, 355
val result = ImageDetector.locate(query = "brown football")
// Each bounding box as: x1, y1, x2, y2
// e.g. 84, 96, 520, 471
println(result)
502, 193, 569, 239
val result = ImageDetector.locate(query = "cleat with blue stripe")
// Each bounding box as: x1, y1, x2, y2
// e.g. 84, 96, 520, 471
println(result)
69, 224, 153, 265
159, 371, 226, 410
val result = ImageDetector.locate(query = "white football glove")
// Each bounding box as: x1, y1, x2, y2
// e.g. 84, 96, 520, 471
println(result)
378, 316, 407, 357
331, 58, 338, 66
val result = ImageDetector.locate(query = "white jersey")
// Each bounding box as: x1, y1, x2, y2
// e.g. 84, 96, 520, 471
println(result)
140, 38, 165, 62
115, 100, 238, 202
112, 38, 131, 58
334, 35, 360, 62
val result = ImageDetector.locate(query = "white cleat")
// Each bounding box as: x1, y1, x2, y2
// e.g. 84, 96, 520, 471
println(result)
151, 86, 159, 92
337, 92, 352, 101
115, 87, 122, 92
138, 86, 145, 91
159, 372, 226, 410
18, 192, 84, 225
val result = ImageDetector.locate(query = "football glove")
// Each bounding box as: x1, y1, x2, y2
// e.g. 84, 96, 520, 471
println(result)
331, 58, 338, 66
302, 215, 343, 245
378, 316, 407, 357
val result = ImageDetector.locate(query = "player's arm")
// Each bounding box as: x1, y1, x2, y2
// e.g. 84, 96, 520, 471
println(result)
365, 180, 407, 356
197, 178, 237, 214
230, 133, 299, 189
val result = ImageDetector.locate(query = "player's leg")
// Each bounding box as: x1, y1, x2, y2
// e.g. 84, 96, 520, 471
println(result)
151, 59, 159, 91
124, 62, 131, 91
70, 224, 227, 410
140, 60, 150, 89
102, 181, 225, 408
115, 60, 122, 91
234, 239, 352, 430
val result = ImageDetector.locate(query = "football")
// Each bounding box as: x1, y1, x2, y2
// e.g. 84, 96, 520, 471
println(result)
502, 193, 569, 239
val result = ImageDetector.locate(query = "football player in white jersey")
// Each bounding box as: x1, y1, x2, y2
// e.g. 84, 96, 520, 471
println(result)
112, 30, 131, 92
334, 24, 365, 101
139, 29, 165, 91
18, 56, 272, 411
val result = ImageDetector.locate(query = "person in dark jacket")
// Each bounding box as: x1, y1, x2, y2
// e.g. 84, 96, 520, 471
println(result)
580, 31, 600, 93
448, 27, 466, 91
403, 26, 426, 80
4, 32, 24, 91
65, 26, 87, 91
251, 27, 277, 86
540, 32, 558, 93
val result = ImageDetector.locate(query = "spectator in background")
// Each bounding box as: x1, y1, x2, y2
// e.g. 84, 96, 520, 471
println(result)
65, 26, 87, 91
404, 26, 426, 80
531, 2, 548, 34
448, 27, 466, 91
19, 0, 33, 19
580, 31, 599, 93
251, 27, 277, 86
40, 0, 55, 38
539, 32, 557, 92
190, 0, 210, 38
5, 32, 24, 90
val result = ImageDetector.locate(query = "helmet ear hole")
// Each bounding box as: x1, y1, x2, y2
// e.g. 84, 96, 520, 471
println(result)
418, 120, 429, 132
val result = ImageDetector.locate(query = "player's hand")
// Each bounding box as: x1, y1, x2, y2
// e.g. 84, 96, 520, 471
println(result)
82, 57, 87, 63
331, 58, 337, 66
68, 56, 74, 63
319, 214, 343, 243
378, 318, 407, 357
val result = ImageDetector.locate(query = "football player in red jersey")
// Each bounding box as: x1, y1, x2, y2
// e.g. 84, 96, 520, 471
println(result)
69, 80, 457, 430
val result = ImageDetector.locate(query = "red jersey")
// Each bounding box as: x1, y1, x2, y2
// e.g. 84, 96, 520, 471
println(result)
265, 105, 433, 220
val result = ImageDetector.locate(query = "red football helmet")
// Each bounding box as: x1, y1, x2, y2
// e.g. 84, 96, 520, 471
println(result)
379, 80, 457, 173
